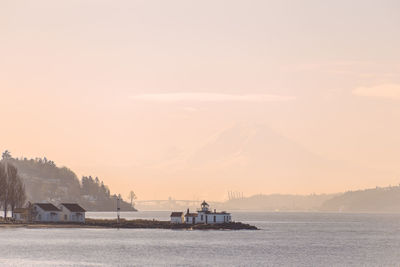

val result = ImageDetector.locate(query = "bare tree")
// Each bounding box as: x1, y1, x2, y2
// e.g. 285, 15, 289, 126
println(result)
17, 180, 26, 211
3, 163, 18, 218
9, 174, 26, 216
0, 162, 26, 219
7, 168, 17, 217
127, 191, 137, 207
1, 163, 11, 218
0, 164, 6, 218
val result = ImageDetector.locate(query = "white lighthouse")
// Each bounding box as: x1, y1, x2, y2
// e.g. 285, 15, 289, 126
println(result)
178, 201, 231, 225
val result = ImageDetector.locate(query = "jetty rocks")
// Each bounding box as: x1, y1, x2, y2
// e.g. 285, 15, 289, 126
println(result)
85, 219, 258, 230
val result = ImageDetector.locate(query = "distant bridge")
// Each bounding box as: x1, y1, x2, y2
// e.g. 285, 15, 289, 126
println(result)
135, 200, 222, 206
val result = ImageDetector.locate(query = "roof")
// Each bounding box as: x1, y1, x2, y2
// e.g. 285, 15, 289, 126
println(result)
34, 203, 60, 212
170, 212, 183, 217
197, 210, 230, 215
14, 208, 27, 213
185, 213, 198, 217
60, 203, 86, 212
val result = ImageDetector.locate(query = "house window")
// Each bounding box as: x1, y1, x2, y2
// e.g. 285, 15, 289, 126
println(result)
214, 216, 216, 222
201, 215, 203, 221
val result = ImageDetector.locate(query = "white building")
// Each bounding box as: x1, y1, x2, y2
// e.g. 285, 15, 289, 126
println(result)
184, 201, 231, 225
185, 211, 198, 224
12, 208, 28, 222
170, 212, 184, 223
33, 203, 61, 222
59, 203, 86, 223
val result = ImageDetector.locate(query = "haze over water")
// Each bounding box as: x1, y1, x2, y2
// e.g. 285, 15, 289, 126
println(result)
1, 211, 400, 266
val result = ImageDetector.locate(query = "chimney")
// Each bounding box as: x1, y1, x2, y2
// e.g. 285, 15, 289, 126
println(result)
214, 209, 216, 213
187, 208, 189, 214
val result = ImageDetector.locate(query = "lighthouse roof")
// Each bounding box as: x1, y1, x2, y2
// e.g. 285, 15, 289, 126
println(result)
185, 213, 198, 217
201, 201, 209, 206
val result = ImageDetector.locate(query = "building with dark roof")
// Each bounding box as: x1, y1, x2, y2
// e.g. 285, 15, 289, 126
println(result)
59, 203, 86, 222
33, 203, 61, 222
12, 208, 29, 222
170, 212, 184, 224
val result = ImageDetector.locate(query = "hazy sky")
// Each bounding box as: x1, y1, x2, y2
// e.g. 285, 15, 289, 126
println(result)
1, 0, 400, 201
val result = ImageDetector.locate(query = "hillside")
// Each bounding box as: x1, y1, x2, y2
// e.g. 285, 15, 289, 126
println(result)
220, 186, 400, 212
6, 157, 136, 211
320, 185, 400, 213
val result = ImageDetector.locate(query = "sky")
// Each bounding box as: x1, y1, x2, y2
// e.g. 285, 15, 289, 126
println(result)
1, 0, 400, 201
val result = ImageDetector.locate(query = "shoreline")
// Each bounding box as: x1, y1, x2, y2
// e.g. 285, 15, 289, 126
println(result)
0, 219, 258, 230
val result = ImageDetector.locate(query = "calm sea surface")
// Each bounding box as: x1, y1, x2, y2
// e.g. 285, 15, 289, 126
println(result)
1, 211, 400, 266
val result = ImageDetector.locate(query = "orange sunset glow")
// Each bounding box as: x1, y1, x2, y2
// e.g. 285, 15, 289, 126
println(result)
1, 0, 400, 201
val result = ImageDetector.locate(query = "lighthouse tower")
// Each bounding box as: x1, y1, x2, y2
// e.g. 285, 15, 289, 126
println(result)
201, 201, 209, 212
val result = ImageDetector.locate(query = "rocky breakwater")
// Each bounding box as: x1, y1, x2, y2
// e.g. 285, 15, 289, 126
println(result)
85, 219, 258, 230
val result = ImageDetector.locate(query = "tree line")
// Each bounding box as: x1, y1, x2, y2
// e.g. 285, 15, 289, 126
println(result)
0, 150, 26, 219
81, 175, 111, 199
2, 150, 137, 212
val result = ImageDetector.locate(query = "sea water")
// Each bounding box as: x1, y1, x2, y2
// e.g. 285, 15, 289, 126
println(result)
0, 211, 400, 266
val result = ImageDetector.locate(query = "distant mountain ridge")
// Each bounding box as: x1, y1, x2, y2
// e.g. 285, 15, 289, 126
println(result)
320, 185, 400, 213
182, 123, 395, 196
219, 185, 400, 213
6, 157, 136, 211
